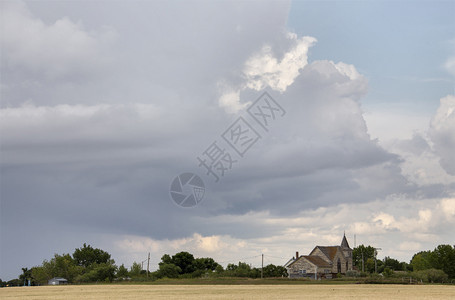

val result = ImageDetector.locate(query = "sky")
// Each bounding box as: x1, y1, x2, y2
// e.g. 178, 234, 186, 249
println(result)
0, 0, 454, 280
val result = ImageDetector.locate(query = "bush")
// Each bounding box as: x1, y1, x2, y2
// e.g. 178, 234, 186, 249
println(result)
383, 267, 393, 278
345, 270, 360, 277
156, 264, 181, 279
412, 269, 448, 283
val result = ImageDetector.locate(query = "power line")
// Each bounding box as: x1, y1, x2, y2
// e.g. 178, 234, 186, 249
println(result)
263, 254, 289, 260
217, 254, 262, 264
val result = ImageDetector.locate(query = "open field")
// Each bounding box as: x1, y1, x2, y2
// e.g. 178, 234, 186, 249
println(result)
1, 284, 455, 299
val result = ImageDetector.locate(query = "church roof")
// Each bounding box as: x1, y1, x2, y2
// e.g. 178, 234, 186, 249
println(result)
303, 255, 332, 268
341, 234, 351, 249
287, 255, 332, 268
283, 257, 296, 268
313, 246, 340, 261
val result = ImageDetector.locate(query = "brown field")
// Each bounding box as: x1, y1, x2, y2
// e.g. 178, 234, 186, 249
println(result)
1, 284, 455, 299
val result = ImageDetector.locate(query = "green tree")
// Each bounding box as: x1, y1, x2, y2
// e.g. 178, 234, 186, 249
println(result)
6, 279, 22, 286
129, 262, 142, 277
215, 265, 224, 273
172, 252, 195, 274
225, 262, 254, 277
31, 266, 49, 285
193, 257, 219, 271
75, 263, 116, 283
156, 264, 182, 278
429, 244, 455, 279
19, 267, 32, 286
159, 254, 172, 265
117, 264, 129, 278
41, 253, 82, 283
383, 256, 404, 271
263, 264, 288, 277
352, 245, 376, 271
383, 267, 393, 277
413, 268, 449, 283
411, 251, 432, 271
226, 263, 238, 271
365, 258, 375, 273
73, 243, 112, 268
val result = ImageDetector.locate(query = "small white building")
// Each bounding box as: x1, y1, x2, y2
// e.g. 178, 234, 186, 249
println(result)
48, 277, 68, 285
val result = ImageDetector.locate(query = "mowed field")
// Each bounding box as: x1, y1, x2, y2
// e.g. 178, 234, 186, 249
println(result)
1, 284, 455, 299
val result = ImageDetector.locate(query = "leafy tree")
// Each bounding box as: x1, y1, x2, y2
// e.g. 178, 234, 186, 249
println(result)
413, 269, 449, 283
383, 267, 393, 277
19, 267, 32, 286
159, 254, 172, 265
383, 256, 404, 271
215, 265, 224, 273
263, 264, 288, 277
429, 244, 455, 279
235, 262, 252, 277
37, 254, 84, 283
75, 263, 116, 283
117, 264, 129, 278
352, 245, 376, 271
411, 251, 432, 271
171, 252, 195, 274
6, 278, 22, 286
31, 266, 49, 285
156, 263, 181, 278
226, 263, 238, 271
129, 262, 142, 277
365, 258, 375, 273
73, 243, 112, 268
224, 262, 257, 277
193, 257, 219, 271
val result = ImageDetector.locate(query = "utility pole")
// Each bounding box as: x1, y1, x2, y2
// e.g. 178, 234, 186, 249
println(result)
147, 252, 150, 278
261, 254, 264, 279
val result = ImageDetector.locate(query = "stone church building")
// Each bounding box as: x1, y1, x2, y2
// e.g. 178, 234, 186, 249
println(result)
285, 234, 353, 279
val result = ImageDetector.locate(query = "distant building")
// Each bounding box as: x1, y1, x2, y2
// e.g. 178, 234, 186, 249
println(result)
286, 233, 353, 279
48, 277, 68, 285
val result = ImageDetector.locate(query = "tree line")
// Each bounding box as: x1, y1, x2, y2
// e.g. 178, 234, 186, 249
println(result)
1, 243, 454, 286
352, 244, 454, 282
0, 245, 286, 286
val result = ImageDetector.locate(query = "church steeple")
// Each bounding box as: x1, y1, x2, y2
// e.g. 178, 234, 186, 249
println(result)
341, 232, 350, 249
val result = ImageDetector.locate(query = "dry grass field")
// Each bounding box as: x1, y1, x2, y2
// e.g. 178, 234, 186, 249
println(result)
1, 284, 455, 299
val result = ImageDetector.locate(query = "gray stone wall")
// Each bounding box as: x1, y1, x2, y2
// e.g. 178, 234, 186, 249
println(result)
287, 257, 331, 278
